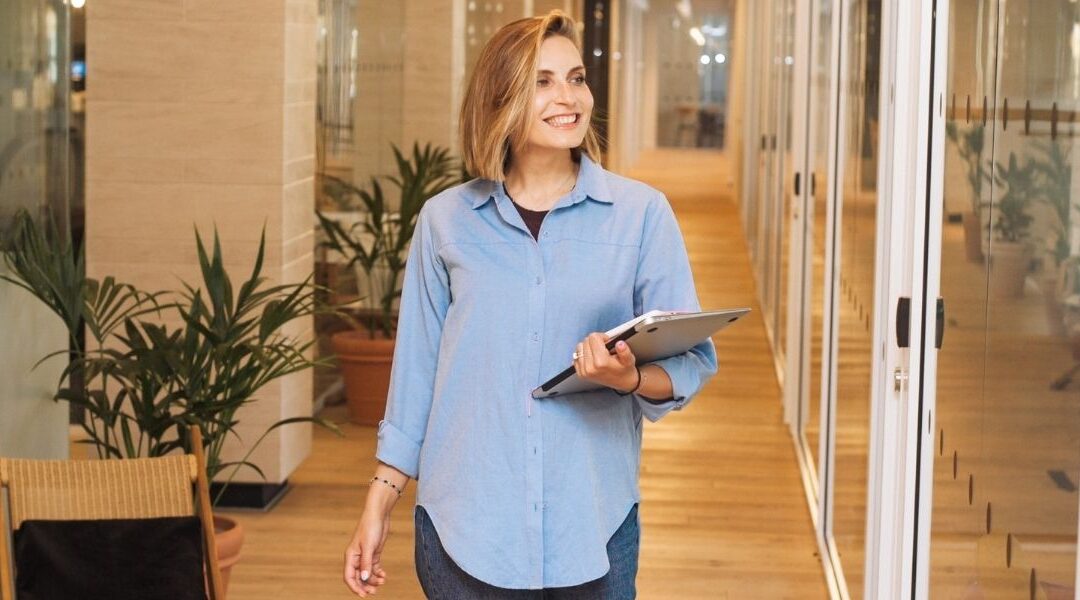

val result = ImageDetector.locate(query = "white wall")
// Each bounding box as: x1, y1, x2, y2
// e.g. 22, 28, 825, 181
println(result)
0, 261, 69, 459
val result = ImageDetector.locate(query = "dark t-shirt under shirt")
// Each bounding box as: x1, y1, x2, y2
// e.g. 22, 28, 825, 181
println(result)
504, 186, 548, 240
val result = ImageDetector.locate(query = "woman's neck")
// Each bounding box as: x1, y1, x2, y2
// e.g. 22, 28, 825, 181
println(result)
504, 148, 579, 211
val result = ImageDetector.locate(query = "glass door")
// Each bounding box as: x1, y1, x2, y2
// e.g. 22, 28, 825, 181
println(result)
824, 0, 882, 596
752, 0, 798, 377
791, 0, 838, 505
922, 0, 1080, 595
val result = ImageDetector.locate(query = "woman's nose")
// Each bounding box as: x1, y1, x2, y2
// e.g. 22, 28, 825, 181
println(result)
553, 81, 575, 105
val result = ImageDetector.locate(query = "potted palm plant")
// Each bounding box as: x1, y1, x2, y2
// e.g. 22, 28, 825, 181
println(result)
986, 152, 1037, 298
1060, 256, 1080, 368
0, 209, 339, 595
316, 142, 459, 425
946, 122, 989, 262
1031, 140, 1076, 335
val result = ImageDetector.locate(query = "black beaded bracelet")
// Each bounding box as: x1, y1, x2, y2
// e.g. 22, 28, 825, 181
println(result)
370, 476, 403, 496
614, 367, 643, 396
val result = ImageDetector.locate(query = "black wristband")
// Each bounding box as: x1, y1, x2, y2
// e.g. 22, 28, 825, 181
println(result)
614, 367, 642, 396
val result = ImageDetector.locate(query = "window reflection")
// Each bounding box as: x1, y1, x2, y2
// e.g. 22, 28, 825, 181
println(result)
0, 0, 69, 228
832, 0, 881, 596
654, 0, 734, 149
932, 0, 1080, 595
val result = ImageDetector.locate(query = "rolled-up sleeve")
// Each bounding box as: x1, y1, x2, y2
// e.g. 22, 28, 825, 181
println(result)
375, 207, 450, 478
632, 194, 718, 422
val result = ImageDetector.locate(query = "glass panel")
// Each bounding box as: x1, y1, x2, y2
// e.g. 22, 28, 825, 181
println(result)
755, 3, 778, 321
832, 0, 881, 596
752, 0, 792, 360
0, 0, 69, 225
931, 0, 1080, 595
654, 0, 734, 149
741, 0, 762, 253
929, 0, 997, 594
0, 0, 71, 457
804, 0, 835, 480
774, 0, 796, 365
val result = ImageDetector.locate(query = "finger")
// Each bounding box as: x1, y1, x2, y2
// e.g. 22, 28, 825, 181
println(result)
358, 540, 375, 587
344, 549, 365, 595
368, 558, 387, 585
614, 340, 636, 366
581, 337, 596, 374
574, 342, 586, 378
586, 334, 610, 369
368, 565, 387, 585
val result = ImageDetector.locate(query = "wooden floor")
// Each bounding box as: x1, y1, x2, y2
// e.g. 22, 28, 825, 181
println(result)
225, 148, 828, 599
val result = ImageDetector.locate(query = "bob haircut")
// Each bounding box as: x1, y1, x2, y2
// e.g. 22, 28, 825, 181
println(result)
459, 10, 603, 182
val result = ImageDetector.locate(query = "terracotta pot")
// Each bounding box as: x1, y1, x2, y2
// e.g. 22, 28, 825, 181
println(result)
1040, 266, 1067, 337
987, 240, 1031, 298
332, 330, 395, 426
962, 211, 984, 263
214, 515, 245, 596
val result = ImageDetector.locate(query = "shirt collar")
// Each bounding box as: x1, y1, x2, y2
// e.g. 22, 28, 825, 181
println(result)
472, 153, 613, 210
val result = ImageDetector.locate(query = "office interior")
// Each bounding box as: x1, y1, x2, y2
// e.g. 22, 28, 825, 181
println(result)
0, 0, 1077, 598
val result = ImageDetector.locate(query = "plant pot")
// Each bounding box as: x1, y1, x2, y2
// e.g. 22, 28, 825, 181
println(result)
962, 211, 984, 263
1039, 266, 1067, 337
214, 514, 245, 597
332, 330, 395, 426
987, 240, 1031, 298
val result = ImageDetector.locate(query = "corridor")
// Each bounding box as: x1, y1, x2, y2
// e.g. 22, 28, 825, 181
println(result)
225, 149, 828, 599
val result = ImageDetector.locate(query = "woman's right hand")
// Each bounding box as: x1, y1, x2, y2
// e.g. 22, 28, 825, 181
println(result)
344, 505, 391, 596
345, 467, 406, 597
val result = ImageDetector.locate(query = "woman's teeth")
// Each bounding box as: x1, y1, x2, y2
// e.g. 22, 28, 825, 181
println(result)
545, 114, 578, 127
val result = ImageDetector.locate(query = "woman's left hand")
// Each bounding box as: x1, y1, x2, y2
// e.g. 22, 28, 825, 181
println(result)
573, 333, 639, 393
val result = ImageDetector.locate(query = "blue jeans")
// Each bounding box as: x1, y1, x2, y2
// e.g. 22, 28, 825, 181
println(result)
414, 504, 640, 599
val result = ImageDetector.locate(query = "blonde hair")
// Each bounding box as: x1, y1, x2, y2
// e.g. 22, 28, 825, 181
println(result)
459, 10, 603, 181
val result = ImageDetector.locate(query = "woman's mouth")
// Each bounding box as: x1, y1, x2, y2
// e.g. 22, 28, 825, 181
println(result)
544, 113, 580, 129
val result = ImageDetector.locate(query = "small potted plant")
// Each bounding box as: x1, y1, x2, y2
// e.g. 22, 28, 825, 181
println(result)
986, 152, 1037, 298
1031, 140, 1076, 335
1059, 256, 1080, 365
0, 209, 339, 595
316, 142, 460, 425
946, 122, 989, 262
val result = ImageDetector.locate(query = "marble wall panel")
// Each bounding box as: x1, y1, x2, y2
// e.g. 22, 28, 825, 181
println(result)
87, 0, 318, 486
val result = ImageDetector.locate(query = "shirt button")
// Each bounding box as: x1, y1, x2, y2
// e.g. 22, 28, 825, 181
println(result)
535, 276, 542, 285
531, 333, 539, 342
543, 231, 550, 238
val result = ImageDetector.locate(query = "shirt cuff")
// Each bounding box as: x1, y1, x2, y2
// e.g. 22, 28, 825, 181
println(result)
634, 395, 686, 422
633, 358, 693, 422
375, 419, 422, 479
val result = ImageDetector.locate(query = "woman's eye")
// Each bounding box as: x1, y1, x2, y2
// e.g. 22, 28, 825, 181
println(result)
537, 78, 550, 87
573, 75, 587, 84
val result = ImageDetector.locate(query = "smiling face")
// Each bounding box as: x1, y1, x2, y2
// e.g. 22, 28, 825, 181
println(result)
523, 35, 594, 154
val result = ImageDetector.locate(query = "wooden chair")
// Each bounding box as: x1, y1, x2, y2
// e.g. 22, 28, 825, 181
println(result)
0, 427, 224, 600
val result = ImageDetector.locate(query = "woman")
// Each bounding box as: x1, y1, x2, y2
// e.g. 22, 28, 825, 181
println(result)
343, 10, 717, 599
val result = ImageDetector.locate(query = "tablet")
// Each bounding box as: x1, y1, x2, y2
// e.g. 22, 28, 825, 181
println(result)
531, 307, 750, 398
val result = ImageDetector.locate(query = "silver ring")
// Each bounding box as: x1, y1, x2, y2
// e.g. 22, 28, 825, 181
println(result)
572, 351, 581, 361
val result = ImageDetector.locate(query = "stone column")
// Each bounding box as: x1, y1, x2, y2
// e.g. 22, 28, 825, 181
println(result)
85, 0, 317, 490
402, 0, 467, 154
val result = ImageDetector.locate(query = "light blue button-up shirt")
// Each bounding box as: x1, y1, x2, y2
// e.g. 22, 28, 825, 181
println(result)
375, 154, 718, 590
